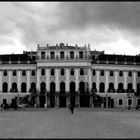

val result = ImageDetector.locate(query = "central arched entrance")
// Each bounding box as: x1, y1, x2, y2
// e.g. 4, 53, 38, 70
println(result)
59, 82, 66, 107
50, 82, 55, 107
70, 82, 76, 107
39, 82, 46, 108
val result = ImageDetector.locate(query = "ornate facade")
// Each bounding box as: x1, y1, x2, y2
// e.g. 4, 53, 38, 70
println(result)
0, 43, 140, 108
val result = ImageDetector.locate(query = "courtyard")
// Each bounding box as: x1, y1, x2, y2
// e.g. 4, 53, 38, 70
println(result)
0, 108, 140, 138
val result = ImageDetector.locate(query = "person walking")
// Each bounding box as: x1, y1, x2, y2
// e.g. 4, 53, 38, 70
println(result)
69, 104, 74, 114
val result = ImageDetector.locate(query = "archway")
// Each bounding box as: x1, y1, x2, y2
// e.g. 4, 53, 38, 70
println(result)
59, 82, 66, 107
70, 82, 76, 107
92, 82, 97, 92
3, 82, 8, 93
21, 82, 26, 93
118, 83, 124, 93
50, 82, 56, 107
99, 82, 105, 93
12, 82, 17, 92
39, 82, 46, 108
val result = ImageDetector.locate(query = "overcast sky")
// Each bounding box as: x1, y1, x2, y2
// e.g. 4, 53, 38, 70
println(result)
0, 2, 140, 55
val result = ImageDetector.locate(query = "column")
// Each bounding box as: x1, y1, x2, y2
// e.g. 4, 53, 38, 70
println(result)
36, 68, 40, 91
8, 70, 12, 92
133, 71, 136, 92
105, 70, 109, 93
46, 68, 49, 107
66, 68, 70, 107
96, 70, 99, 92
75, 68, 79, 107
27, 70, 30, 92
115, 70, 118, 92
124, 70, 127, 91
88, 68, 92, 107
55, 68, 59, 107
17, 70, 21, 92
0, 70, 2, 92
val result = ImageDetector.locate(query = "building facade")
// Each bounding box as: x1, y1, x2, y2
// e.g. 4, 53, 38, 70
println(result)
0, 43, 140, 108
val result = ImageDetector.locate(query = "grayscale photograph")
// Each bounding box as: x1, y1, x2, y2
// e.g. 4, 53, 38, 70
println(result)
0, 1, 140, 138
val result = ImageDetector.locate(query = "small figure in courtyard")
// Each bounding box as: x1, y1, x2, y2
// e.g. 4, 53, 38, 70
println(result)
69, 104, 74, 114
128, 105, 130, 110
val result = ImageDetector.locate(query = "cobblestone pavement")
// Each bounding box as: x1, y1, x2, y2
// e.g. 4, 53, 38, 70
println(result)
0, 107, 140, 138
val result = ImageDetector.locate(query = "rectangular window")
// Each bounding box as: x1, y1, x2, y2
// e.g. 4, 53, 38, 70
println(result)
79, 51, 83, 59
41, 52, 45, 59
60, 51, 64, 59
13, 70, 16, 76
100, 70, 104, 76
110, 70, 114, 76
70, 51, 74, 59
128, 71, 132, 77
93, 70, 96, 76
22, 70, 26, 76
119, 71, 123, 77
61, 68, 65, 76
50, 51, 55, 59
51, 69, 55, 76
138, 71, 140, 77
41, 68, 45, 76
31, 70, 35, 76
3, 70, 7, 76
119, 99, 123, 105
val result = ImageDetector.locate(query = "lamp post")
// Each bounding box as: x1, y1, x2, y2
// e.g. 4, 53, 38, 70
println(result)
106, 93, 108, 108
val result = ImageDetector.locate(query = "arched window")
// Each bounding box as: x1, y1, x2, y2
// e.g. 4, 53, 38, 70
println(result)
118, 83, 123, 89
60, 82, 65, 93
80, 68, 84, 75
12, 82, 17, 92
41, 68, 45, 76
109, 83, 114, 89
118, 83, 124, 93
50, 82, 55, 93
40, 82, 46, 94
21, 82, 26, 93
31, 82, 36, 92
128, 83, 132, 89
99, 82, 105, 93
70, 68, 74, 76
3, 82, 8, 93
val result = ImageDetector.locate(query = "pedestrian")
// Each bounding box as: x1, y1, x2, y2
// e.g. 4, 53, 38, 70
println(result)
69, 104, 74, 114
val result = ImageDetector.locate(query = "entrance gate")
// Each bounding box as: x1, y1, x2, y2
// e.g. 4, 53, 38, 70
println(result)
50, 82, 55, 107
70, 82, 76, 107
59, 82, 66, 107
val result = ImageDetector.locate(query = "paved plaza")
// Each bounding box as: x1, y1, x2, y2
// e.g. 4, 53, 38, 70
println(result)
0, 108, 140, 138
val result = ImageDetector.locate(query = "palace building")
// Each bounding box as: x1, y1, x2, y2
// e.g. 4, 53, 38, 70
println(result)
0, 42, 140, 108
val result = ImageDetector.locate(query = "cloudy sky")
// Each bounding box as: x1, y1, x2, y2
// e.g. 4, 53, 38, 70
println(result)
0, 2, 140, 55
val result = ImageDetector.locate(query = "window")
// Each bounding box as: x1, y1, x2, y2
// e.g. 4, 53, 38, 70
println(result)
60, 51, 64, 59
13, 70, 16, 76
138, 71, 140, 77
100, 70, 104, 76
51, 68, 55, 76
128, 71, 132, 77
3, 70, 7, 76
22, 70, 26, 76
70, 51, 74, 59
79, 51, 83, 59
41, 51, 45, 59
93, 70, 96, 76
41, 68, 45, 76
70, 68, 74, 76
61, 68, 65, 76
128, 98, 132, 106
31, 70, 35, 76
119, 99, 123, 105
110, 70, 114, 76
119, 71, 123, 77
50, 51, 55, 59
80, 68, 84, 75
